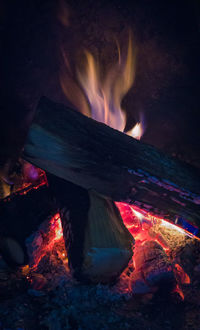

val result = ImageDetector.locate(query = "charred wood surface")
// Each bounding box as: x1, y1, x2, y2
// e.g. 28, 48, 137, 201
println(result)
23, 97, 200, 225
47, 174, 90, 278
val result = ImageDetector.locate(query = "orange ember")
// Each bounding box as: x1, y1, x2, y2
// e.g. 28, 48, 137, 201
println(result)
29, 200, 191, 272
50, 213, 63, 242
20, 168, 191, 298
174, 263, 191, 285
21, 197, 191, 299
173, 264, 190, 299
174, 284, 185, 300
30, 213, 66, 270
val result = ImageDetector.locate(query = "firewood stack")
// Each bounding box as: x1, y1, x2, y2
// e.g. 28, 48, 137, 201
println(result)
0, 96, 200, 286
24, 97, 200, 227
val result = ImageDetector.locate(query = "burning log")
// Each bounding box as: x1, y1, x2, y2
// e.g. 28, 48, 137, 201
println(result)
47, 174, 133, 283
0, 172, 133, 283
23, 97, 200, 228
131, 241, 175, 294
0, 184, 54, 266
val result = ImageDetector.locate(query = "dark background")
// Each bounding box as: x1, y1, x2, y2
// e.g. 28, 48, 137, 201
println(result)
0, 0, 199, 166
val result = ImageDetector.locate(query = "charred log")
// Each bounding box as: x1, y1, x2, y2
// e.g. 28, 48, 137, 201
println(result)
0, 173, 133, 281
131, 241, 175, 294
23, 97, 200, 226
47, 174, 133, 283
0, 185, 54, 266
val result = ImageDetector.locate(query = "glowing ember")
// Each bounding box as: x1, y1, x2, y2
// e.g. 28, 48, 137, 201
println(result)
174, 284, 185, 300
116, 202, 193, 241
22, 197, 191, 299
174, 263, 191, 284
17, 166, 48, 196
29, 200, 193, 273
29, 213, 66, 270
173, 264, 190, 300
50, 213, 63, 242
115, 202, 141, 235
19, 167, 191, 298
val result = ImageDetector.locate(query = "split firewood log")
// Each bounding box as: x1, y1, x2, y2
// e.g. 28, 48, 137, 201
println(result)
23, 97, 200, 228
47, 174, 133, 284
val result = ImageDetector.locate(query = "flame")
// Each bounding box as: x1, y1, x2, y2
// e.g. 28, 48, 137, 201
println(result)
127, 122, 143, 140
61, 33, 144, 139
30, 213, 66, 270
77, 35, 134, 132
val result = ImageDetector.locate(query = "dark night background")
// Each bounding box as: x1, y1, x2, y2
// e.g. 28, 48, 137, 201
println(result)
0, 0, 199, 167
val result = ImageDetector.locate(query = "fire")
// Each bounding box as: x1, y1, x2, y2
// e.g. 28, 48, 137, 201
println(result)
117, 202, 169, 251
174, 263, 191, 284
174, 284, 185, 300
116, 202, 193, 241
173, 265, 190, 300
127, 122, 143, 140
61, 33, 144, 139
22, 199, 191, 299
50, 213, 64, 242
29, 213, 66, 270
116, 202, 191, 297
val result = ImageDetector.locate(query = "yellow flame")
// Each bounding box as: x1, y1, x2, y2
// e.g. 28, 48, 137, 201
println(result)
77, 34, 135, 132
127, 122, 143, 140
61, 32, 144, 138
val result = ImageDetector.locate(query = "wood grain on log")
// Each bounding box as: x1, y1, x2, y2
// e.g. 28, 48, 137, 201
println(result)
23, 97, 200, 226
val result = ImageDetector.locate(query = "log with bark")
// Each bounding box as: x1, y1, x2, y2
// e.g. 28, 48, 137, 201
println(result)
23, 97, 200, 228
